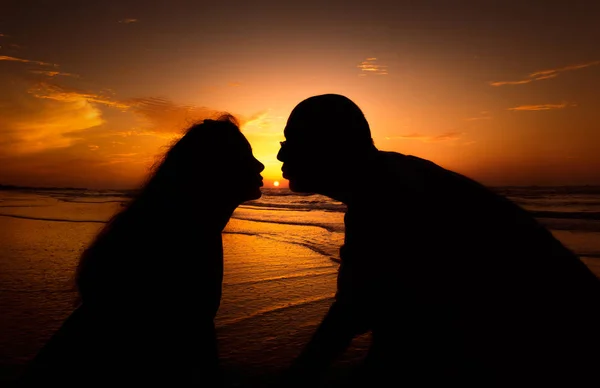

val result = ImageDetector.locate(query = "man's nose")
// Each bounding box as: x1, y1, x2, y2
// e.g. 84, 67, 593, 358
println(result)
254, 158, 265, 172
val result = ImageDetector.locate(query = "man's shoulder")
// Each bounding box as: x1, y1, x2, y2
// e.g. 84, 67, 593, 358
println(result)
371, 150, 500, 203
373, 150, 449, 187
377, 150, 440, 169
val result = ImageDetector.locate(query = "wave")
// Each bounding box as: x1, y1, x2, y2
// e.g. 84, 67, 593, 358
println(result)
225, 228, 341, 260
517, 201, 600, 210
0, 213, 108, 223
216, 295, 334, 327
495, 185, 600, 197
55, 198, 127, 204
241, 201, 345, 213
580, 253, 600, 259
264, 235, 341, 260
531, 211, 600, 221
223, 269, 336, 287
0, 205, 48, 208
258, 188, 316, 197
231, 214, 344, 233
223, 230, 261, 237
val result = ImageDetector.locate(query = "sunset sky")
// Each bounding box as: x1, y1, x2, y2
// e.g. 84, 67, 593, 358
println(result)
1, 0, 599, 189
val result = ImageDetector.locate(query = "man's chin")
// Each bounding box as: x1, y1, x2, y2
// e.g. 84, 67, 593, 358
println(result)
239, 188, 262, 203
288, 180, 315, 194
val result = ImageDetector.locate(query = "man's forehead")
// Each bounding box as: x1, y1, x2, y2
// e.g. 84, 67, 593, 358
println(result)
283, 123, 302, 139
283, 120, 316, 139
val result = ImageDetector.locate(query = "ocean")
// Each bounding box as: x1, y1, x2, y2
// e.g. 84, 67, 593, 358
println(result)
1, 186, 599, 386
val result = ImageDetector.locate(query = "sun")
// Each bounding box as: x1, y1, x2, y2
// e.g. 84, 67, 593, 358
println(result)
273, 181, 280, 187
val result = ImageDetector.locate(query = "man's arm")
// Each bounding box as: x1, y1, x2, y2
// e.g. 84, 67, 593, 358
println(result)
283, 301, 361, 385
284, 256, 375, 384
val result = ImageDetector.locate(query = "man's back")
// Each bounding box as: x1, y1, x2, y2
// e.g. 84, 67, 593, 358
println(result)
340, 151, 600, 386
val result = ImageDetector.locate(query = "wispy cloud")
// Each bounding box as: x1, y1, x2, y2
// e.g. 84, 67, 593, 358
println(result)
490, 60, 600, 86
240, 110, 271, 130
386, 132, 464, 142
0, 69, 256, 188
28, 82, 130, 110
529, 61, 600, 77
358, 57, 388, 76
0, 55, 58, 67
465, 111, 492, 121
508, 102, 573, 111
30, 70, 79, 78
125, 97, 226, 134
118, 18, 138, 24
0, 95, 104, 154
28, 82, 231, 132
490, 79, 535, 86
228, 82, 241, 87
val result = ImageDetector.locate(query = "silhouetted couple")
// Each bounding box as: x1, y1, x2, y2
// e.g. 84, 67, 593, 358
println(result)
16, 95, 600, 387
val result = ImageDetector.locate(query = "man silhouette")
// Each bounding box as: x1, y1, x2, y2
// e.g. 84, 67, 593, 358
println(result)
277, 94, 600, 387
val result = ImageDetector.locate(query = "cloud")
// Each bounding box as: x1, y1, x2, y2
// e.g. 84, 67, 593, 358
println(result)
529, 61, 600, 77
0, 55, 58, 67
431, 132, 464, 141
239, 110, 271, 130
508, 102, 572, 111
0, 89, 104, 154
27, 82, 234, 134
1, 70, 257, 176
465, 111, 492, 121
228, 82, 241, 87
489, 79, 534, 86
530, 73, 559, 81
358, 57, 388, 76
490, 60, 600, 86
126, 97, 225, 134
0, 62, 261, 188
386, 132, 464, 142
29, 70, 79, 78
28, 82, 130, 110
118, 18, 138, 24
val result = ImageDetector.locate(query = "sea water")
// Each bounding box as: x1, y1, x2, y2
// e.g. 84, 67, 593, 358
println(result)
1, 186, 599, 385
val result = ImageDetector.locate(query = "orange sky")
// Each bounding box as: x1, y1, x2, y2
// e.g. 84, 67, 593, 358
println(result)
1, 1, 599, 189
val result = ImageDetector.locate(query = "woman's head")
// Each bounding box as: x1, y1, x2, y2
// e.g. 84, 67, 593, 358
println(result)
144, 114, 264, 206
74, 114, 263, 305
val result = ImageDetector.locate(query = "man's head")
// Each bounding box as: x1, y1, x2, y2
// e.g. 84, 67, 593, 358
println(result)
277, 94, 377, 196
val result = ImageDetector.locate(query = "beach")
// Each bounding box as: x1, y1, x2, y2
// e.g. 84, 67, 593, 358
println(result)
1, 186, 599, 386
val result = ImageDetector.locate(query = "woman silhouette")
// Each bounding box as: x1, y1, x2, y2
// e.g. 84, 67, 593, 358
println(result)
15, 115, 264, 387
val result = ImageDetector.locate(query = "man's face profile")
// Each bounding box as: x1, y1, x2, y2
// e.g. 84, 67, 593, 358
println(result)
277, 120, 332, 194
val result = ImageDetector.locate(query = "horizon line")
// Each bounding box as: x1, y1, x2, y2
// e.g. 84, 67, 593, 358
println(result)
2, 183, 600, 192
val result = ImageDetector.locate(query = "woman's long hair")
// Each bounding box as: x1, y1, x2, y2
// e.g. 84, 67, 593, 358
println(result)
74, 114, 242, 306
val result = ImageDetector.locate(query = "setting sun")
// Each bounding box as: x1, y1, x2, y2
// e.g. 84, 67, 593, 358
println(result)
273, 181, 280, 187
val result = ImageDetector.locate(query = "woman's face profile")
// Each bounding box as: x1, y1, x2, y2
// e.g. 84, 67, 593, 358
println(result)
217, 133, 264, 204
